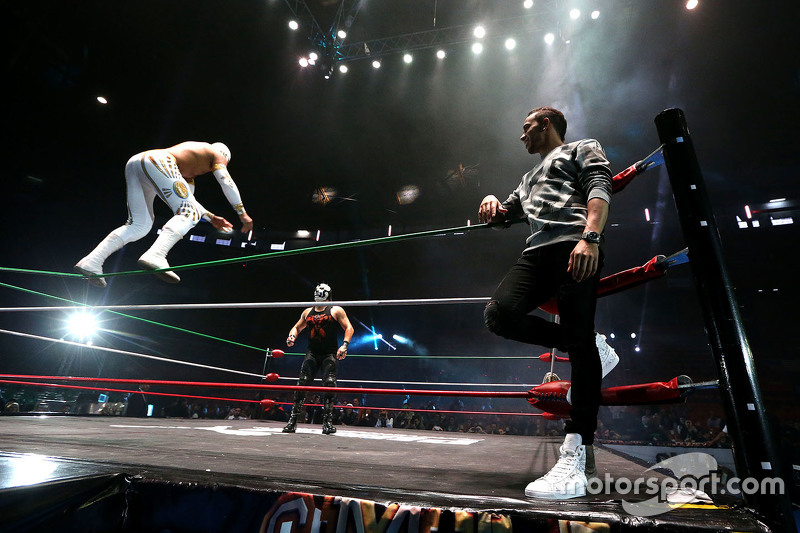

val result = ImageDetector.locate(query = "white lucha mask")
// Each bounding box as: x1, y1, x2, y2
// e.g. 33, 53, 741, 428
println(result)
314, 283, 331, 302
211, 142, 231, 163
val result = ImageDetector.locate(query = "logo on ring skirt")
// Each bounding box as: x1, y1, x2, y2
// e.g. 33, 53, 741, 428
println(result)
173, 181, 189, 198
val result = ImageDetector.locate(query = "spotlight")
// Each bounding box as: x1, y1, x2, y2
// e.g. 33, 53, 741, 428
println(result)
392, 334, 411, 345
299, 57, 309, 67
686, 0, 698, 9
309, 52, 318, 61
634, 346, 641, 352
339, 64, 348, 73
544, 33, 555, 45
288, 20, 299, 30
630, 332, 637, 339
337, 29, 347, 39
67, 312, 98, 341
403, 53, 413, 64
471, 42, 483, 54
96, 96, 108, 104
569, 8, 581, 19
372, 60, 381, 69
436, 50, 446, 59
473, 25, 486, 39
523, 0, 533, 8
504, 38, 517, 50
591, 10, 600, 19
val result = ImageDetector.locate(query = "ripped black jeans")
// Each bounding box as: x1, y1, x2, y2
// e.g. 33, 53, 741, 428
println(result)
484, 241, 603, 444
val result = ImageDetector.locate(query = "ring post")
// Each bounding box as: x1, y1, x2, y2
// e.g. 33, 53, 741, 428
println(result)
655, 108, 793, 531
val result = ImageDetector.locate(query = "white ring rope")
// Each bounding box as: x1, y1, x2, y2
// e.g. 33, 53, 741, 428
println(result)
0, 328, 538, 389
0, 297, 490, 313
0, 328, 265, 379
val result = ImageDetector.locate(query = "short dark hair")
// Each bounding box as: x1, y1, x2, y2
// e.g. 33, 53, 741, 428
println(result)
528, 106, 567, 141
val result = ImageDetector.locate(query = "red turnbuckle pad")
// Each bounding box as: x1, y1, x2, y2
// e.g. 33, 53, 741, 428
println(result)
270, 349, 285, 358
265, 373, 280, 382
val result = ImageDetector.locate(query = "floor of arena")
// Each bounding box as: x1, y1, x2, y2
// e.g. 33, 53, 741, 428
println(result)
0, 415, 770, 532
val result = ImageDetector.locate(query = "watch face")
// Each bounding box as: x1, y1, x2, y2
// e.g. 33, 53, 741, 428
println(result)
583, 231, 600, 243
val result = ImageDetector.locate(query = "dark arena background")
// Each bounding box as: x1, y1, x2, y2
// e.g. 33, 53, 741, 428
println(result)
1, 1, 799, 532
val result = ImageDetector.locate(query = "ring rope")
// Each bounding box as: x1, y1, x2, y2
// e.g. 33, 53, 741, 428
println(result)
0, 329, 266, 380
0, 297, 491, 313
0, 379, 543, 417
0, 374, 529, 398
0, 326, 546, 387
1, 148, 664, 282
0, 372, 539, 390
0, 281, 265, 352
0, 282, 539, 360
0, 220, 521, 280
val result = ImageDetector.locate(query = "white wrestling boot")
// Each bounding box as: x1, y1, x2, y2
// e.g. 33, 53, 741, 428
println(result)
525, 433, 587, 499
74, 234, 124, 288
138, 228, 182, 283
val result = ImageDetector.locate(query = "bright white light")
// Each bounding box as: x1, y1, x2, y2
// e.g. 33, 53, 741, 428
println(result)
473, 25, 486, 39
591, 10, 600, 19
299, 58, 309, 67
392, 334, 410, 344
388, 225, 392, 236
372, 60, 381, 69
471, 42, 483, 54
771, 216, 794, 226
686, 0, 698, 9
403, 53, 413, 64
768, 198, 786, 203
337, 29, 347, 39
309, 52, 318, 61
505, 38, 517, 50
544, 33, 555, 45
296, 230, 311, 238
436, 50, 446, 59
634, 346, 641, 352
68, 312, 98, 340
308, 59, 316, 65
339, 64, 348, 73
630, 332, 637, 339
96, 96, 108, 104
744, 205, 752, 219
645, 208, 651, 222
570, 8, 580, 19
523, 0, 534, 8
609, 333, 616, 339
315, 230, 321, 241
7, 454, 60, 488
288, 20, 299, 30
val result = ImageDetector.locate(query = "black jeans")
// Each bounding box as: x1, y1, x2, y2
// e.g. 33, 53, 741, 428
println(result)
484, 241, 603, 444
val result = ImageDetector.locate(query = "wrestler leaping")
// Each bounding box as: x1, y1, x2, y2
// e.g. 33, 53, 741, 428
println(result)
74, 141, 253, 286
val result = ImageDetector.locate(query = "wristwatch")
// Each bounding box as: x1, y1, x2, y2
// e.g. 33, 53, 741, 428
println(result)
581, 231, 601, 244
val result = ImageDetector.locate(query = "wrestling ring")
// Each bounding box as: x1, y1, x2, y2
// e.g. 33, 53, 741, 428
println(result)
0, 110, 792, 532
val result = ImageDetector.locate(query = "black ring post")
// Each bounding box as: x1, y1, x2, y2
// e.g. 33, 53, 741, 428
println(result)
655, 108, 793, 531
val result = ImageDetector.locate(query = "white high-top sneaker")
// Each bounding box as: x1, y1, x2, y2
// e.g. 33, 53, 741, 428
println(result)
525, 433, 587, 499
596, 333, 619, 378
74, 234, 125, 288
138, 228, 182, 283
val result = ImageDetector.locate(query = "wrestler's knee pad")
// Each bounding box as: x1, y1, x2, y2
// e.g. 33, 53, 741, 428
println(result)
163, 207, 197, 237
484, 300, 507, 337
323, 372, 337, 389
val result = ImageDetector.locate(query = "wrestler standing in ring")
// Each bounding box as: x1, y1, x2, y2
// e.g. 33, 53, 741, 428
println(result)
284, 283, 354, 435
75, 141, 253, 286
478, 106, 618, 500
